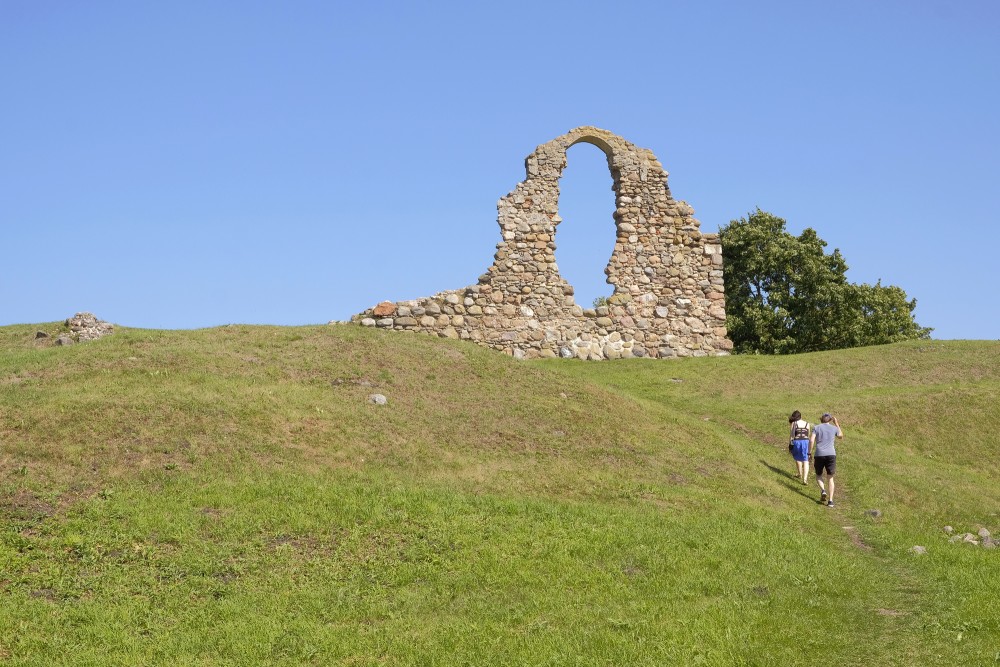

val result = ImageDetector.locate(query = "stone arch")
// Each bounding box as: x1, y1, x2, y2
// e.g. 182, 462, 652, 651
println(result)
355, 127, 732, 360
499, 127, 677, 306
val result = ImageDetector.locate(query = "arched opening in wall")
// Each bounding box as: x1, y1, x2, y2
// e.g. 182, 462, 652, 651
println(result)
555, 142, 617, 309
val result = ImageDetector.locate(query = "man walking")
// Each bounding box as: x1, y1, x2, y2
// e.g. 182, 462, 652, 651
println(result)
810, 413, 843, 507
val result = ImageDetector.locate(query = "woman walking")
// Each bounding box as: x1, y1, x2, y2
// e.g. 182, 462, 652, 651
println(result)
788, 410, 812, 484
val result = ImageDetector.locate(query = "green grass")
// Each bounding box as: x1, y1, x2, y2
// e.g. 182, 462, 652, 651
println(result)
1, 324, 998, 665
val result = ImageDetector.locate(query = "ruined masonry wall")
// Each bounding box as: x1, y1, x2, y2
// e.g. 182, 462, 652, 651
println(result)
352, 127, 733, 360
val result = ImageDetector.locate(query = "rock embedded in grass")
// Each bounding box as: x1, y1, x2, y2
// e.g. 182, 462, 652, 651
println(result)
865, 509, 883, 519
910, 546, 927, 555
369, 394, 387, 405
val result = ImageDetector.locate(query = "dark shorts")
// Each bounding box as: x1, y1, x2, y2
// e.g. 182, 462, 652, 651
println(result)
814, 455, 836, 476
790, 440, 810, 462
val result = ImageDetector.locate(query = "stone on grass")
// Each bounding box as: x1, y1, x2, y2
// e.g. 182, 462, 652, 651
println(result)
865, 509, 883, 519
66, 312, 115, 341
943, 525, 954, 534
910, 546, 927, 556
368, 394, 387, 405
977, 527, 991, 539
55, 335, 75, 346
35, 331, 49, 339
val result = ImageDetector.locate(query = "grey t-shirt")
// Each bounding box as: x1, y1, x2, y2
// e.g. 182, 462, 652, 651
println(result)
812, 423, 840, 457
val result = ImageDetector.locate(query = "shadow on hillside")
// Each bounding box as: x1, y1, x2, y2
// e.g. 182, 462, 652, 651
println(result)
759, 459, 820, 502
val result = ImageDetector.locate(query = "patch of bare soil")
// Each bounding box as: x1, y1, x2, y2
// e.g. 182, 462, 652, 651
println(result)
842, 525, 874, 552
876, 608, 908, 617
266, 532, 341, 557
717, 417, 785, 448
0, 491, 56, 522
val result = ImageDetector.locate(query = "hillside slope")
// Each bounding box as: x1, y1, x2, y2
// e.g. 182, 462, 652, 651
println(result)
1, 324, 997, 666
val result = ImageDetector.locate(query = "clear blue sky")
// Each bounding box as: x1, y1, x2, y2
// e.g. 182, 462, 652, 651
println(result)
3, 1, 997, 339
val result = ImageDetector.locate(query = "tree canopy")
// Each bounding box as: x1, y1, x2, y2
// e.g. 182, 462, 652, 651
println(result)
719, 209, 931, 354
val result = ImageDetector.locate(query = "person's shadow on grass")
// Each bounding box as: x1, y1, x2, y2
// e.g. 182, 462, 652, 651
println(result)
759, 458, 817, 501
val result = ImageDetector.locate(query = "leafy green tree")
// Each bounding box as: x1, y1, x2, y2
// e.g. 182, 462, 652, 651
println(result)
719, 208, 931, 354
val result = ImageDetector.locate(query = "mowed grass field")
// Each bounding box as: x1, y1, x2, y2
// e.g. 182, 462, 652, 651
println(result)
0, 323, 997, 666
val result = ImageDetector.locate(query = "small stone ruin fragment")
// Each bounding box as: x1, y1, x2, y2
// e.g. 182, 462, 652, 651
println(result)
63, 312, 115, 343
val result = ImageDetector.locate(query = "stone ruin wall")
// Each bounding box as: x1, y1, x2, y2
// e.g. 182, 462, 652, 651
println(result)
352, 127, 733, 360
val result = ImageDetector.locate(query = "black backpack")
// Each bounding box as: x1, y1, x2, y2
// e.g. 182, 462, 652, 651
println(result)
792, 421, 810, 440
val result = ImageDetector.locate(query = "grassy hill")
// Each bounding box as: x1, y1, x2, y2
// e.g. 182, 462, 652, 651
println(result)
1, 323, 997, 666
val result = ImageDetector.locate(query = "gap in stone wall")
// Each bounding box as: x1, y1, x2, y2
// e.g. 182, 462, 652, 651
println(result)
554, 142, 617, 309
